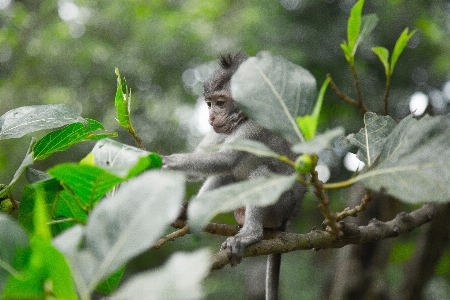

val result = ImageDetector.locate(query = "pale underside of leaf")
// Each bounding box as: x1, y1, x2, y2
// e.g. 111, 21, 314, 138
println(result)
357, 114, 450, 203
188, 173, 298, 231
231, 51, 316, 145
0, 104, 86, 139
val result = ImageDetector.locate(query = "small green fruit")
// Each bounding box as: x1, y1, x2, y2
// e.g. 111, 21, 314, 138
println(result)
295, 154, 313, 174
1, 199, 14, 214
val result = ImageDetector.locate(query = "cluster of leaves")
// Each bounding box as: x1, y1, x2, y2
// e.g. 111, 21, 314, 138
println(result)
0, 73, 210, 299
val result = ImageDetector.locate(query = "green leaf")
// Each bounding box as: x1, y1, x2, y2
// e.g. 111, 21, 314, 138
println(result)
53, 171, 185, 298
48, 163, 123, 210
33, 118, 117, 161
188, 174, 298, 231
111, 250, 211, 300
231, 51, 316, 144
357, 115, 450, 203
0, 104, 86, 140
347, 0, 364, 50
115, 68, 133, 130
3, 238, 77, 300
390, 28, 416, 76
206, 138, 282, 159
33, 191, 52, 241
0, 214, 29, 293
96, 267, 124, 294
292, 127, 345, 154
91, 138, 162, 178
297, 77, 330, 140
340, 42, 353, 63
353, 14, 379, 55
19, 179, 63, 234
3, 196, 77, 300
372, 46, 390, 76
339, 112, 397, 167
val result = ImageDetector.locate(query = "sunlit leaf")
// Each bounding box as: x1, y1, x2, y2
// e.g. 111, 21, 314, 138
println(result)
0, 104, 86, 140
297, 77, 330, 140
115, 68, 133, 130
358, 115, 450, 203
53, 171, 185, 298
231, 51, 316, 144
91, 138, 162, 178
33, 118, 117, 161
372, 46, 390, 76
347, 0, 364, 50
188, 174, 298, 231
111, 250, 211, 300
48, 163, 123, 210
390, 28, 416, 76
339, 112, 396, 167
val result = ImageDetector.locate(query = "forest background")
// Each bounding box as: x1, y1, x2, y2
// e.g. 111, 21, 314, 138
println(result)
1, 0, 450, 299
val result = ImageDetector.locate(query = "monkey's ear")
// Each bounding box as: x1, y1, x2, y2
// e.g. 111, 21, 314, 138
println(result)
219, 54, 233, 69
219, 52, 247, 70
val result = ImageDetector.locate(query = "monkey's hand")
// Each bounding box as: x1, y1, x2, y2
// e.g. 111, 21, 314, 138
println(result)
220, 225, 263, 267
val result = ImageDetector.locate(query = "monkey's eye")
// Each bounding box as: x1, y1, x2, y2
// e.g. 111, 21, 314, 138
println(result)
206, 101, 212, 108
216, 100, 225, 107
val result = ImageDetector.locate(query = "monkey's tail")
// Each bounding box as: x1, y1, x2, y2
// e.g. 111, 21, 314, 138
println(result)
265, 252, 281, 300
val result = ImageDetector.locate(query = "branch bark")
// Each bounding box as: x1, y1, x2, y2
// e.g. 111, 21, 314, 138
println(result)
210, 203, 441, 270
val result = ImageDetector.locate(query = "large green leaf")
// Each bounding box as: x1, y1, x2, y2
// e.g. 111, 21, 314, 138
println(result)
111, 250, 211, 300
339, 112, 396, 167
48, 163, 123, 210
231, 51, 316, 144
3, 196, 77, 300
188, 173, 298, 231
0, 104, 86, 140
53, 171, 185, 298
33, 118, 117, 161
358, 115, 450, 203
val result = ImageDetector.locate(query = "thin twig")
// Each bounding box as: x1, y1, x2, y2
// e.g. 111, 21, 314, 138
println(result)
336, 190, 372, 221
327, 74, 369, 113
350, 64, 365, 110
153, 225, 190, 249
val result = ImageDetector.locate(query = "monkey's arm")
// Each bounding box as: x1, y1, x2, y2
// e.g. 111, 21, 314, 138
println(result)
162, 150, 238, 175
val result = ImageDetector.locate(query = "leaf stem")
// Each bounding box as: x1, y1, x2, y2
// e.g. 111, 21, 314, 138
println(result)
383, 75, 391, 115
310, 155, 342, 236
336, 190, 372, 221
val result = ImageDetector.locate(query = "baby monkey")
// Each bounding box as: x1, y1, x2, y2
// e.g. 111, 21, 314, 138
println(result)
163, 53, 305, 299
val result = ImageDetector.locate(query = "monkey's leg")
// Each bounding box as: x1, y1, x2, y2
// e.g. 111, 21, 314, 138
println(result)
221, 205, 265, 266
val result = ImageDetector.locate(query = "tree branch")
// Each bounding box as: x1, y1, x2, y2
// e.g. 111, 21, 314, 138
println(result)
210, 203, 441, 270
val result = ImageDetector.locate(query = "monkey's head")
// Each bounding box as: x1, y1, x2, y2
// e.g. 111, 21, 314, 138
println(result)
203, 53, 247, 134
